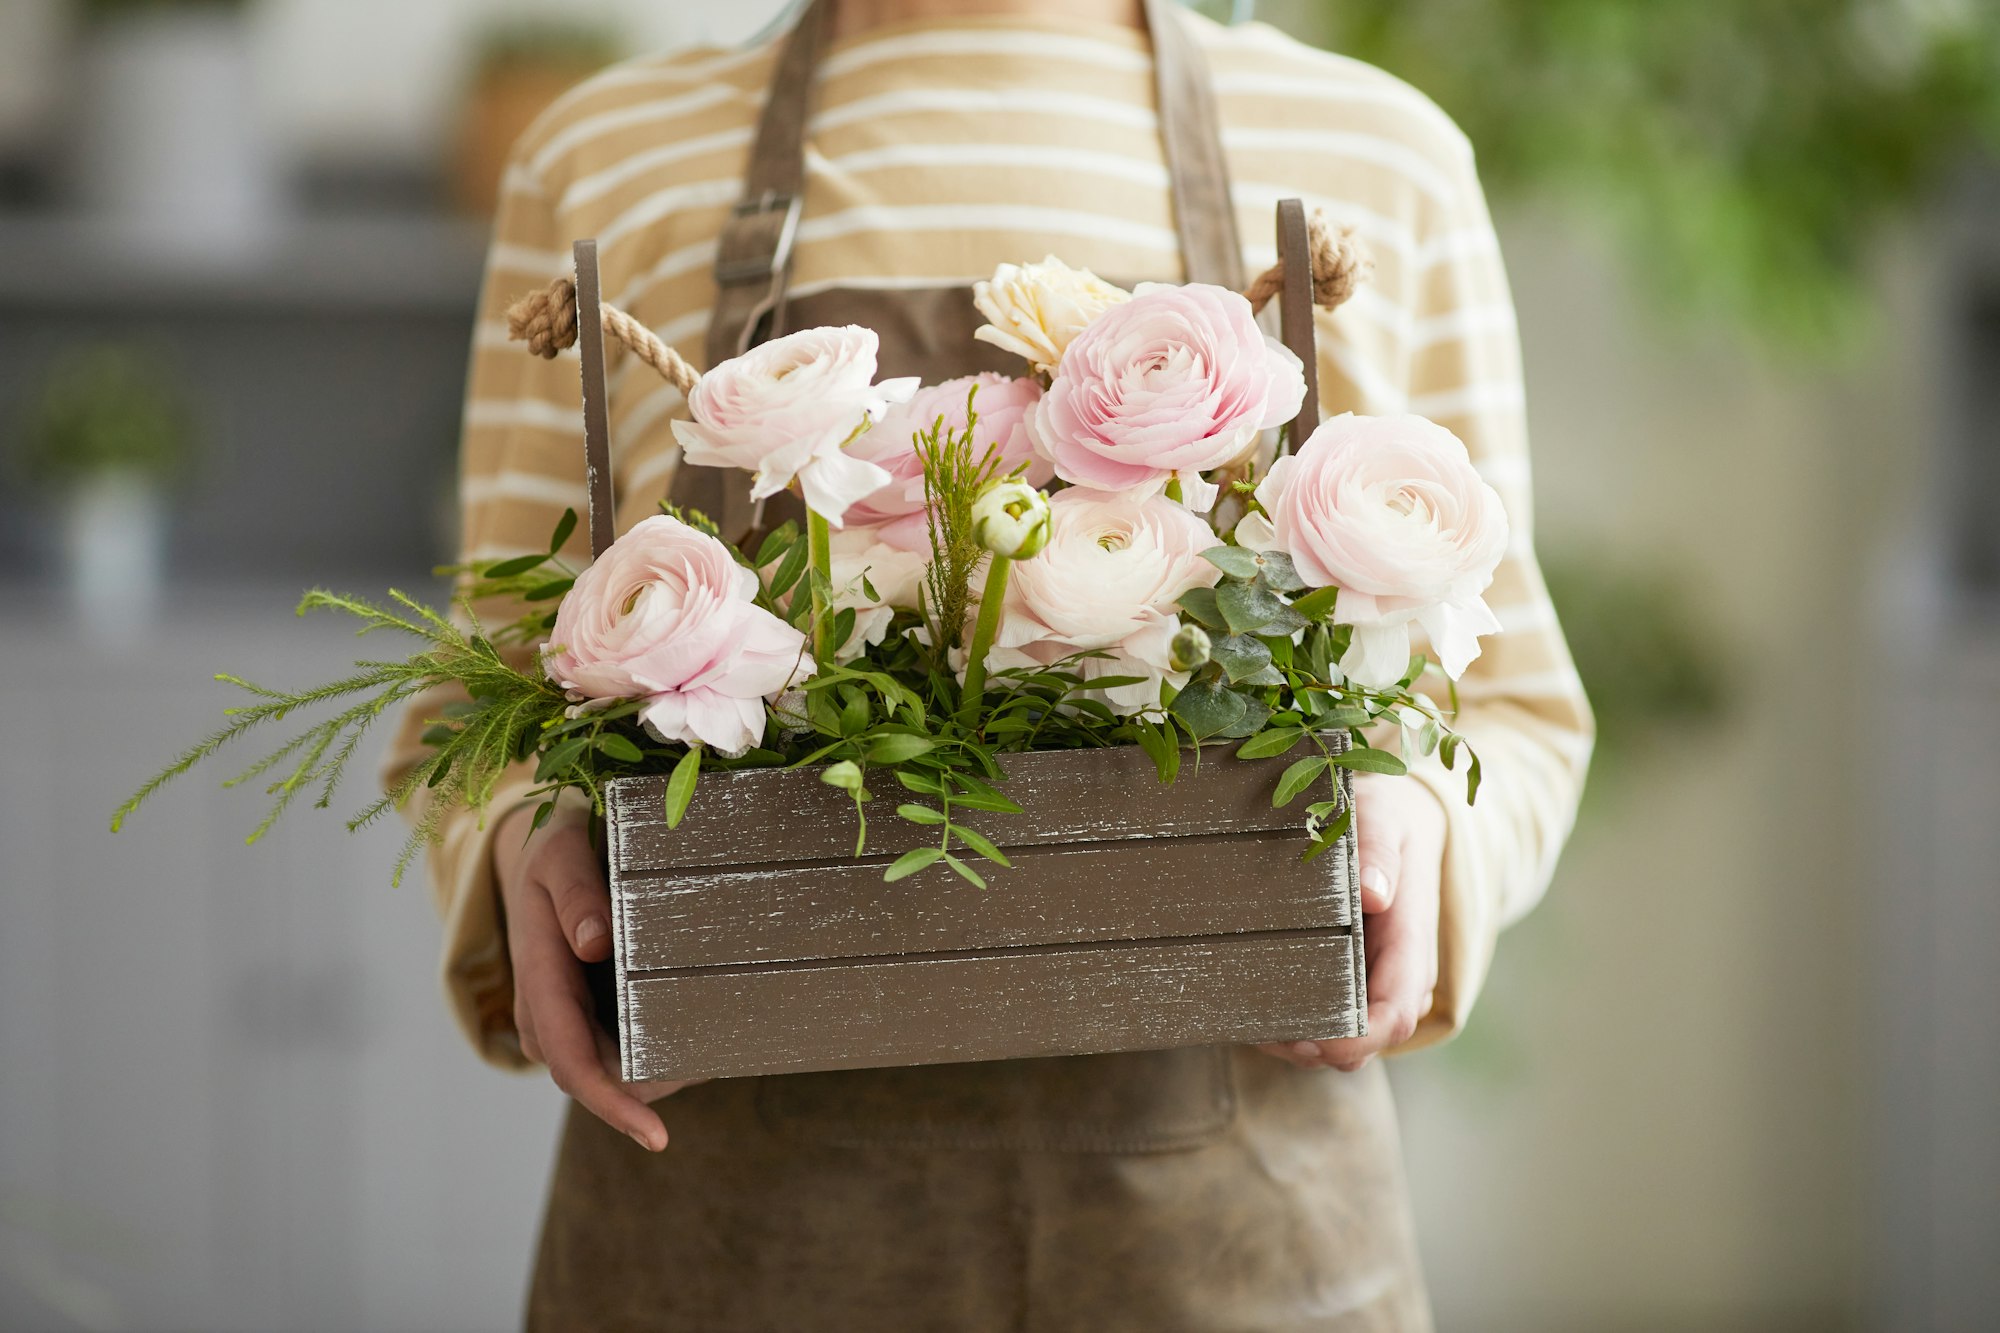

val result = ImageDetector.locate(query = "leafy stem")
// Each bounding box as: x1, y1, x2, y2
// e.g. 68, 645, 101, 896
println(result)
957, 554, 1011, 727
806, 508, 834, 665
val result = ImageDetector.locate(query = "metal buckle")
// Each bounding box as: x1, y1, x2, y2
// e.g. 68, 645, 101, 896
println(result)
713, 190, 803, 286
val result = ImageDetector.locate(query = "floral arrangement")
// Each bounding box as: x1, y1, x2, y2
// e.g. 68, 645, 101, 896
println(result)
115, 255, 1508, 889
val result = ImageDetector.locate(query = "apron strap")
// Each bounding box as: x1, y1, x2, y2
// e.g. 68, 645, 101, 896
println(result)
704, 0, 1242, 372
1142, 0, 1244, 288
691, 0, 1242, 538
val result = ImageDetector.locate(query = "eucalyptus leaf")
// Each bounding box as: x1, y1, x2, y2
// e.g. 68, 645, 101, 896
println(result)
1199, 544, 1264, 579
1170, 677, 1248, 738
1211, 633, 1273, 684
1217, 697, 1271, 739
1177, 586, 1227, 629
1251, 549, 1307, 591
1217, 581, 1288, 634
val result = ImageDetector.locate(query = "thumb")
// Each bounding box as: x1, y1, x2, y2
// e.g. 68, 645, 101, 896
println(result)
1353, 786, 1399, 914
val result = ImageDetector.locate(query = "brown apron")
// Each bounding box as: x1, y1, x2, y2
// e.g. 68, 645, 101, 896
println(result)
528, 3, 1431, 1328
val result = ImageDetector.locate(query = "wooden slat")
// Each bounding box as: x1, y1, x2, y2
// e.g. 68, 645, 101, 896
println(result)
618, 829, 1352, 971
607, 738, 1350, 872
618, 930, 1358, 1082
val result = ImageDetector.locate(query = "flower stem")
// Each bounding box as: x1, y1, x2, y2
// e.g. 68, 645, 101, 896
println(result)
807, 509, 834, 664
957, 556, 1011, 727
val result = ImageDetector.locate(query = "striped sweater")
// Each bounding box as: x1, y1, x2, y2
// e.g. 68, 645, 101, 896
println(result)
389, 10, 1594, 1068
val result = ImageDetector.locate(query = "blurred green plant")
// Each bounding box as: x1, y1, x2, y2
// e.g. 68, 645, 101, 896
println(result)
78, 0, 252, 19
1303, 0, 2000, 350
15, 347, 195, 490
1540, 550, 1729, 787
470, 17, 625, 76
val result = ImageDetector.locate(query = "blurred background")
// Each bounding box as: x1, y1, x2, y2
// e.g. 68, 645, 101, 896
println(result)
0, 0, 1995, 1329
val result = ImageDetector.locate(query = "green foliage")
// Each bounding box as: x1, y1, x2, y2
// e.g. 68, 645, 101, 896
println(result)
118, 492, 1468, 885
469, 17, 625, 75
915, 389, 1013, 661
1303, 0, 2000, 349
1541, 547, 1730, 780
110, 589, 575, 886
80, 0, 252, 20
1174, 538, 1479, 857
14, 346, 194, 488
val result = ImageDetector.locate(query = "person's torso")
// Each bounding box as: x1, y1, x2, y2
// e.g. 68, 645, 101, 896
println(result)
501, 12, 1474, 529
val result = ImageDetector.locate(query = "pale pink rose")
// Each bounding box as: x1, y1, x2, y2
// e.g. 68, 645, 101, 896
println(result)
982, 488, 1222, 714
842, 374, 1048, 550
1027, 283, 1305, 512
670, 325, 918, 527
1235, 413, 1509, 685
545, 515, 814, 756
825, 527, 929, 663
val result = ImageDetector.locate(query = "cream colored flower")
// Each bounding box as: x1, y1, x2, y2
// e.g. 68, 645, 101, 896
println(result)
973, 256, 1131, 374
970, 479, 1052, 560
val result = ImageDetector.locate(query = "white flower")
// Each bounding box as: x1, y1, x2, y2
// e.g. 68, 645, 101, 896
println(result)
981, 488, 1222, 714
827, 527, 929, 664
973, 256, 1131, 374
970, 480, 1052, 559
1236, 413, 1509, 685
670, 325, 919, 527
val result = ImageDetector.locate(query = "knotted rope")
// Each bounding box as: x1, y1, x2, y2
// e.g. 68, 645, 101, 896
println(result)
1242, 209, 1372, 315
506, 277, 701, 397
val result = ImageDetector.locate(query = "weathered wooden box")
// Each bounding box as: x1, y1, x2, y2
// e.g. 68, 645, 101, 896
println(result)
602, 740, 1364, 1083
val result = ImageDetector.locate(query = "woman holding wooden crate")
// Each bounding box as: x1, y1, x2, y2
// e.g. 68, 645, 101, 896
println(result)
387, 0, 1593, 1326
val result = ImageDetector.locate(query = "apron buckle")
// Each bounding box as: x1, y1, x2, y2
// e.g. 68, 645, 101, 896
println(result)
713, 190, 804, 287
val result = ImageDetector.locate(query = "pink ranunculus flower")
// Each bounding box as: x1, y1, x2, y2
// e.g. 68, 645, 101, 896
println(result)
1027, 282, 1306, 513
981, 488, 1222, 715
842, 374, 1049, 550
669, 325, 918, 527
1235, 412, 1510, 686
544, 515, 814, 757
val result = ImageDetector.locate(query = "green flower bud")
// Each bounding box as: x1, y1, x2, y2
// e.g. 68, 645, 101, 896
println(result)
1168, 623, 1212, 673
971, 479, 1052, 560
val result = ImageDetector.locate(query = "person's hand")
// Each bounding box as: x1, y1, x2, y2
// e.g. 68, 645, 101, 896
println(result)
1258, 772, 1445, 1073
492, 801, 699, 1150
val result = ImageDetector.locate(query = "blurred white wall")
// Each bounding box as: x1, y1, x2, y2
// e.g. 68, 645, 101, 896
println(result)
0, 0, 797, 162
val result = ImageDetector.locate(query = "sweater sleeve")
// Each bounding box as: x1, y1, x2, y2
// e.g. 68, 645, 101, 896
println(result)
1320, 141, 1595, 1051
380, 149, 596, 1071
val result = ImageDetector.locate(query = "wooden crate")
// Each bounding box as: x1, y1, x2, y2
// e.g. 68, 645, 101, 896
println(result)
602, 741, 1364, 1083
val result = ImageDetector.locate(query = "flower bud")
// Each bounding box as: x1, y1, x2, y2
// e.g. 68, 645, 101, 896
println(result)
1168, 623, 1213, 673
971, 479, 1052, 560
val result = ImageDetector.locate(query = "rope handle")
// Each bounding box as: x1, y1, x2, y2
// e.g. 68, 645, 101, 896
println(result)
507, 275, 701, 398
1242, 204, 1372, 318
